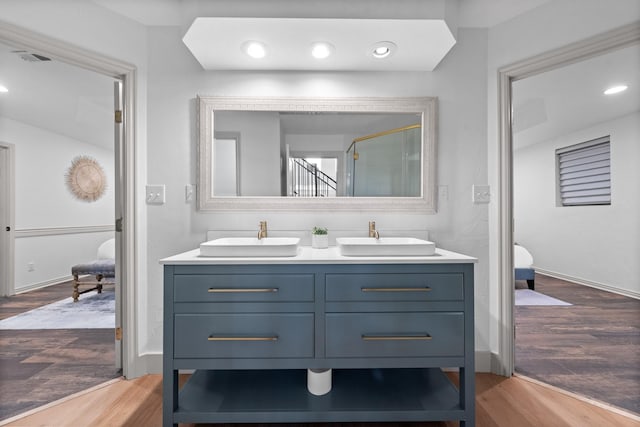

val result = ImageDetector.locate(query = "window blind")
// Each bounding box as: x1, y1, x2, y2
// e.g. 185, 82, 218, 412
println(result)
557, 136, 610, 206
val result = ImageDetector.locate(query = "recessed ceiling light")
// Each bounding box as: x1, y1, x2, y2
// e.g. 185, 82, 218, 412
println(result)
371, 41, 396, 59
242, 41, 267, 59
311, 42, 334, 59
0, 85, 8, 93
604, 85, 628, 95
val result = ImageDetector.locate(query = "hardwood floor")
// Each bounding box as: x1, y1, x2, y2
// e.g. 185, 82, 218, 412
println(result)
0, 282, 121, 421
2, 372, 639, 427
515, 274, 640, 415
3, 276, 638, 425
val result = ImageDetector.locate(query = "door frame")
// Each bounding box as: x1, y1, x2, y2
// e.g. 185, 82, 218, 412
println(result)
495, 22, 640, 376
0, 22, 139, 377
0, 142, 15, 297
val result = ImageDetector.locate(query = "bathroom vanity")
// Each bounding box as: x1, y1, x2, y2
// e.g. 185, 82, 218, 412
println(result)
161, 246, 476, 426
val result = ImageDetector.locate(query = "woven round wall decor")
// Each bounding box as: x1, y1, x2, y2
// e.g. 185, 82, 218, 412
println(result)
65, 155, 107, 202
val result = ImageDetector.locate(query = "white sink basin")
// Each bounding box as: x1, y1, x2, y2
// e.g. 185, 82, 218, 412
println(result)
336, 237, 436, 256
200, 237, 300, 257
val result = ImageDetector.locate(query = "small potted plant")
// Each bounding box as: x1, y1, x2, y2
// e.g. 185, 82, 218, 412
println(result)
311, 226, 329, 249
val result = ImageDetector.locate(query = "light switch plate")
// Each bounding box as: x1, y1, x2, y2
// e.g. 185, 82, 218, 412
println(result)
473, 185, 490, 204
146, 184, 166, 205
185, 184, 195, 202
438, 185, 449, 201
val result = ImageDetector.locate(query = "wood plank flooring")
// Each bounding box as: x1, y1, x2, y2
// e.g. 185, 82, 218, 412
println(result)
515, 274, 640, 415
3, 276, 638, 424
0, 282, 121, 421
3, 372, 639, 427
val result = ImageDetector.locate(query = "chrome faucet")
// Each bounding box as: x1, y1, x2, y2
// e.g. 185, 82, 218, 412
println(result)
257, 221, 268, 240
368, 221, 380, 240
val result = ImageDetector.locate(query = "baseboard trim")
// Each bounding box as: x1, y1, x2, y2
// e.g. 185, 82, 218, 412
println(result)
475, 350, 492, 373
490, 351, 510, 376
15, 275, 72, 294
140, 352, 163, 375
535, 267, 639, 300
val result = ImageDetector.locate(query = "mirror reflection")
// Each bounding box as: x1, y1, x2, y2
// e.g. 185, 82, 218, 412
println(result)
197, 96, 437, 212
213, 111, 421, 197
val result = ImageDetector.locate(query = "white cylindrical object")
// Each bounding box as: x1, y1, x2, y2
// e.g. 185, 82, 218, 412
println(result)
307, 368, 332, 395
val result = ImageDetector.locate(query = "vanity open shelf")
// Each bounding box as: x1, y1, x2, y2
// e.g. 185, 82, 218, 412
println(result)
162, 248, 476, 426
176, 368, 462, 424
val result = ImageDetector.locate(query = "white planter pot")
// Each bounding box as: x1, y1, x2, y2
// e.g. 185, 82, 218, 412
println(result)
311, 234, 328, 249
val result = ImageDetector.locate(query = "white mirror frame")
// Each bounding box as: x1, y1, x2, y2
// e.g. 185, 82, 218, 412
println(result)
198, 96, 437, 212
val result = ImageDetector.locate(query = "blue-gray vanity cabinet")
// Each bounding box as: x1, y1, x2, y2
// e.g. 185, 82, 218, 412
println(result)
163, 262, 475, 427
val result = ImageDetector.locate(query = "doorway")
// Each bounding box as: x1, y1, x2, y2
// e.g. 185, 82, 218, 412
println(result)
0, 20, 137, 380
497, 23, 640, 413
0, 39, 124, 420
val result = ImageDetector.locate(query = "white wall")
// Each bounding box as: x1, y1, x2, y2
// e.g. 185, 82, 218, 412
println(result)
486, 0, 640, 357
145, 25, 490, 359
514, 112, 640, 297
286, 134, 346, 153
0, 117, 114, 291
4, 0, 637, 377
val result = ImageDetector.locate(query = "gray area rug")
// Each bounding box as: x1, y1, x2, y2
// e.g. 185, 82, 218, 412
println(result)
515, 289, 572, 306
0, 290, 114, 329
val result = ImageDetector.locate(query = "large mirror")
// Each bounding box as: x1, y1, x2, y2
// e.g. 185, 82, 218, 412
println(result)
198, 96, 437, 212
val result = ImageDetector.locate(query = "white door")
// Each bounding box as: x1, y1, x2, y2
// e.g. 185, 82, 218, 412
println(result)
113, 81, 124, 370
0, 144, 14, 296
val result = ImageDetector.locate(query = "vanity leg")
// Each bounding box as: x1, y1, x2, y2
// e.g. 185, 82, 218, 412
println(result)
162, 370, 178, 427
459, 366, 476, 426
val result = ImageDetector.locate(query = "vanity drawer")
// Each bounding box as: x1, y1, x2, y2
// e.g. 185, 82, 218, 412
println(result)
174, 274, 314, 302
326, 273, 463, 302
325, 312, 464, 358
174, 313, 314, 358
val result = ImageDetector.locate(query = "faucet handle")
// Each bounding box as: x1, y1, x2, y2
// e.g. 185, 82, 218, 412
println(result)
258, 221, 268, 239
368, 221, 379, 238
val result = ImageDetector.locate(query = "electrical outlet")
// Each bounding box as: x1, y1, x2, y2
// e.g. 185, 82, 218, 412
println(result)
146, 185, 166, 205
438, 185, 449, 201
473, 185, 491, 204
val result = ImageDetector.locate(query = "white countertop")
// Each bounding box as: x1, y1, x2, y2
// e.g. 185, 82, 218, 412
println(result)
160, 246, 477, 265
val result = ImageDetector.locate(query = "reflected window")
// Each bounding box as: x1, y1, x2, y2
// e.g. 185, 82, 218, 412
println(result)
289, 157, 337, 197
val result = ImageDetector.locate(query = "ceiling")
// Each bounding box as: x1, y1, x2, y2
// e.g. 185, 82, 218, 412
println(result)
97, 0, 554, 72
91, 0, 554, 29
0, 43, 115, 149
182, 17, 456, 71
0, 0, 636, 153
512, 44, 640, 149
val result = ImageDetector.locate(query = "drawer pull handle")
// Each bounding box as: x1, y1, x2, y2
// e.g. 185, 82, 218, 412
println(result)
361, 287, 431, 292
208, 336, 279, 341
207, 288, 279, 293
362, 334, 432, 341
